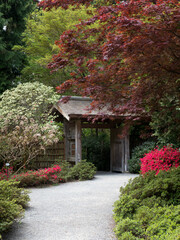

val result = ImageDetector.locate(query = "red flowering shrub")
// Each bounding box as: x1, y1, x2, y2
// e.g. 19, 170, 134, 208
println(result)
140, 146, 180, 175
0, 165, 63, 187
0, 166, 13, 180
0, 160, 96, 187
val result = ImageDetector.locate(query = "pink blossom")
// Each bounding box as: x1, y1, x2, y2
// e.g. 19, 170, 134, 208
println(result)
140, 146, 180, 175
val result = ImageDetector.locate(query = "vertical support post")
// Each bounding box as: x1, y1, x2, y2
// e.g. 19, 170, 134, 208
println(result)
63, 119, 69, 161
75, 119, 82, 164
110, 128, 114, 172
124, 135, 130, 172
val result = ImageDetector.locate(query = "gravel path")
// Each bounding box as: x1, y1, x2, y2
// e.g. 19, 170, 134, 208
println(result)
3, 172, 138, 240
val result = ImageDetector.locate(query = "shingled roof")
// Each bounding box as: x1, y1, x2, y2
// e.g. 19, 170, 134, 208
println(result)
54, 96, 116, 121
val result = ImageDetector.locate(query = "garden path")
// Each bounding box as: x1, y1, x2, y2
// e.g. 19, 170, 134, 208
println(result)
3, 172, 138, 240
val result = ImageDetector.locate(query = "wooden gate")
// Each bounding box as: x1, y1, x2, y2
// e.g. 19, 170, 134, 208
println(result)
110, 128, 129, 172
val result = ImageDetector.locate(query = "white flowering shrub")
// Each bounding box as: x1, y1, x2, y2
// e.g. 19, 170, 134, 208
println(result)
0, 82, 59, 126
0, 82, 62, 171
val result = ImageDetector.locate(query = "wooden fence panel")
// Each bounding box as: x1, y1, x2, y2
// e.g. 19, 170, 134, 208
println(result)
33, 141, 65, 168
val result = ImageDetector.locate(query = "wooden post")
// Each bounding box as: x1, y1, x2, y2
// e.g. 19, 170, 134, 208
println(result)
110, 129, 113, 172
75, 119, 82, 164
124, 135, 130, 172
63, 119, 69, 161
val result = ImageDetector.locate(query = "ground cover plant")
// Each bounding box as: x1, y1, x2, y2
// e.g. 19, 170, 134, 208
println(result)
113, 167, 180, 240
0, 180, 30, 237
0, 160, 97, 188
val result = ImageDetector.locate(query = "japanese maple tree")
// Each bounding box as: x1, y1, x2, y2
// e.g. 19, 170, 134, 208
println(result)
39, 0, 180, 142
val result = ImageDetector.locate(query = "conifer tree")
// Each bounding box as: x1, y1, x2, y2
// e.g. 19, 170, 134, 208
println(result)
0, 0, 37, 94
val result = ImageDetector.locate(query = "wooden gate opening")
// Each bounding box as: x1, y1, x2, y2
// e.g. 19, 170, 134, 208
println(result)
53, 96, 130, 172
82, 128, 110, 171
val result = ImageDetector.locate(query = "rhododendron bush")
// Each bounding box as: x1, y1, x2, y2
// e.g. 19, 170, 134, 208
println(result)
0, 117, 60, 171
140, 146, 180, 175
0, 82, 62, 171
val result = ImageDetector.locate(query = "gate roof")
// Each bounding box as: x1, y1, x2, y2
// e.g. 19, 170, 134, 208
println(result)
54, 96, 121, 121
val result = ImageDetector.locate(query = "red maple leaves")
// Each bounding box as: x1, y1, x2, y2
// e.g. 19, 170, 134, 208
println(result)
39, 0, 180, 125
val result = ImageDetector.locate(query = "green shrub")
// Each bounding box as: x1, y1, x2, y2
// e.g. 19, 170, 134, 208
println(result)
145, 205, 180, 239
128, 141, 156, 173
0, 200, 23, 233
54, 160, 72, 182
113, 167, 180, 239
150, 98, 180, 148
0, 82, 62, 171
119, 231, 141, 240
0, 180, 30, 208
0, 180, 30, 234
69, 160, 97, 181
114, 218, 144, 238
115, 205, 180, 240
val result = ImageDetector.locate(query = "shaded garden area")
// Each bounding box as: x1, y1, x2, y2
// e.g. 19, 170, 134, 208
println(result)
82, 129, 110, 171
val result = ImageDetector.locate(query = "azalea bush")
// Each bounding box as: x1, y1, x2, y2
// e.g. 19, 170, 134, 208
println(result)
0, 180, 30, 235
0, 166, 13, 181
68, 160, 97, 181
1, 165, 63, 188
113, 167, 180, 240
140, 146, 180, 175
0, 160, 97, 187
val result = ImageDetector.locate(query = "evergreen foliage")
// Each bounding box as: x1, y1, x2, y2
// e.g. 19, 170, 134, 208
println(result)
128, 141, 156, 174
68, 160, 97, 181
114, 167, 180, 239
0, 180, 30, 235
0, 0, 37, 94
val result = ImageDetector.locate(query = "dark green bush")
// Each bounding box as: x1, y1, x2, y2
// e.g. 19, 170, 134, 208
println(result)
0, 200, 23, 233
150, 97, 180, 148
114, 167, 180, 239
145, 205, 180, 239
69, 160, 97, 181
115, 205, 180, 240
115, 218, 144, 238
56, 160, 71, 182
128, 141, 156, 173
52, 159, 97, 182
0, 180, 30, 234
